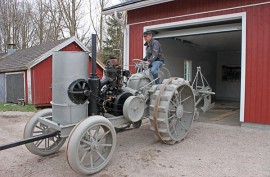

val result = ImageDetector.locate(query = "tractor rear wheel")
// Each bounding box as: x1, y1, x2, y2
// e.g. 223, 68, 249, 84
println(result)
149, 78, 195, 144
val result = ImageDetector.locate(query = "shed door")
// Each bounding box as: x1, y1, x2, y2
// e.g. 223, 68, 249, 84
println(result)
0, 74, 5, 102
6, 73, 25, 103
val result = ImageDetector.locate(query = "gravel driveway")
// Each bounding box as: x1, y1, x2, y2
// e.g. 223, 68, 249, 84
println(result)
0, 111, 270, 177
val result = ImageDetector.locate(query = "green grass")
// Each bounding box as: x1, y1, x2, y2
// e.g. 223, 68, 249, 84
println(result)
0, 102, 37, 112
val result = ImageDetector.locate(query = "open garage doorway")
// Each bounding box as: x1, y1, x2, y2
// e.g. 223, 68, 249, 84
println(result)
144, 13, 246, 125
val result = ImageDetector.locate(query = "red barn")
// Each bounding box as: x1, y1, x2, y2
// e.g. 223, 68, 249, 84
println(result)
103, 0, 270, 125
0, 37, 104, 106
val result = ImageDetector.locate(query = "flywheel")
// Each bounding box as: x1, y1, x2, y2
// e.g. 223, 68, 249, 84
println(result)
149, 78, 195, 144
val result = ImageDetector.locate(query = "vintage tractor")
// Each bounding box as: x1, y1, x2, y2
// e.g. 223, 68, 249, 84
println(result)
0, 34, 214, 175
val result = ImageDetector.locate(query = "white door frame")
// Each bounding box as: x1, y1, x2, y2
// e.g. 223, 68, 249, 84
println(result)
27, 69, 32, 104
143, 12, 246, 122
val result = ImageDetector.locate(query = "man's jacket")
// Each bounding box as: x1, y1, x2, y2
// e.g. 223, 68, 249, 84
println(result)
143, 39, 164, 63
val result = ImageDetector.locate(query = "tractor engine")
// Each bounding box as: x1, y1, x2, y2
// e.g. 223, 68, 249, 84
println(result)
99, 59, 131, 116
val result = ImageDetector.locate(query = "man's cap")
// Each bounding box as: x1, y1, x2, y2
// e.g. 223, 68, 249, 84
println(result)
143, 30, 158, 36
143, 30, 153, 36
109, 54, 116, 59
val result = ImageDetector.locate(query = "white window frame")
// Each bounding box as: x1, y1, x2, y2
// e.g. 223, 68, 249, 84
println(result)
184, 60, 192, 82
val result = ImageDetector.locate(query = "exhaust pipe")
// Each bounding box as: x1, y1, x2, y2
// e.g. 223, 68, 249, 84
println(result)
88, 34, 100, 116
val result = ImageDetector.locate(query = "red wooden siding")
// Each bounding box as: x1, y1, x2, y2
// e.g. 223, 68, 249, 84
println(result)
128, 0, 269, 24
88, 61, 103, 79
31, 56, 53, 106
31, 42, 104, 106
62, 42, 103, 78
245, 4, 270, 124
61, 42, 82, 51
127, 0, 270, 124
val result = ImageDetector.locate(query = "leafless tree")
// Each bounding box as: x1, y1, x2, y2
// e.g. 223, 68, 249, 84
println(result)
44, 0, 64, 41
31, 0, 49, 44
0, 0, 35, 51
88, 0, 110, 50
0, 0, 112, 52
20, 2, 35, 49
55, 0, 84, 37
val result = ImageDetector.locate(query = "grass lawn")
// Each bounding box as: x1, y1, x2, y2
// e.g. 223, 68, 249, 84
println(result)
0, 102, 37, 112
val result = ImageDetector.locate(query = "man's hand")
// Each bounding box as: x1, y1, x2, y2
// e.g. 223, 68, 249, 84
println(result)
148, 62, 152, 68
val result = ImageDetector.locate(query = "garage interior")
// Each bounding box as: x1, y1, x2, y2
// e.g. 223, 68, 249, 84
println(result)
154, 21, 242, 126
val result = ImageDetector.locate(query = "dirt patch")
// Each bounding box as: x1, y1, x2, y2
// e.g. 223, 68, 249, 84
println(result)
1, 112, 270, 177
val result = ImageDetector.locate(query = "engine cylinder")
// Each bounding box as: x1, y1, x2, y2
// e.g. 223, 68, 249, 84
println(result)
52, 51, 88, 125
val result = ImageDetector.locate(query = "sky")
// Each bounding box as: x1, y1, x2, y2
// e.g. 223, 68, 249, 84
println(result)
78, 0, 124, 45
106, 0, 123, 8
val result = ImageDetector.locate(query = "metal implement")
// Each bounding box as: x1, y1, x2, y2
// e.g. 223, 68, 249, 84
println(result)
192, 66, 215, 115
0, 131, 59, 151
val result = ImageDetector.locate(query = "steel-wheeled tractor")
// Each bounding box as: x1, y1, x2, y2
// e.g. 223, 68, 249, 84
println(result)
0, 34, 214, 175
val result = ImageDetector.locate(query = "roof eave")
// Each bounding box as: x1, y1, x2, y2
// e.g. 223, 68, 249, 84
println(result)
27, 36, 105, 70
0, 67, 27, 73
102, 0, 174, 15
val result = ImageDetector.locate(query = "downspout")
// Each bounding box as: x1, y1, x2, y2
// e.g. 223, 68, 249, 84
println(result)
114, 11, 129, 70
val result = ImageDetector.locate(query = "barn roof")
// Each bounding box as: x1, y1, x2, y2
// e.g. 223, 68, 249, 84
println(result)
0, 37, 104, 73
102, 0, 174, 15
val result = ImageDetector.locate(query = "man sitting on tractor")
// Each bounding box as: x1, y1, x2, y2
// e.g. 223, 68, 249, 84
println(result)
142, 30, 165, 84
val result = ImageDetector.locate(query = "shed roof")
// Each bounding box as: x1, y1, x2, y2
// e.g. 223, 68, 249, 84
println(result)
0, 37, 104, 73
0, 39, 67, 73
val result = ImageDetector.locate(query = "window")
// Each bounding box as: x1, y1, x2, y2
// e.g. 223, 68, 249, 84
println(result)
184, 60, 192, 81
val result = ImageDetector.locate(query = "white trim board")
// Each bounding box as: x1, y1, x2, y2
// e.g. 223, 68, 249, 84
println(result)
102, 0, 174, 15
143, 12, 246, 122
124, 25, 130, 70
144, 12, 244, 31
27, 69, 32, 104
154, 23, 242, 39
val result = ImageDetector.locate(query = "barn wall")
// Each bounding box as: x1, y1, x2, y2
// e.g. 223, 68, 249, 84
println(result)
127, 0, 270, 124
127, 0, 269, 25
31, 42, 104, 106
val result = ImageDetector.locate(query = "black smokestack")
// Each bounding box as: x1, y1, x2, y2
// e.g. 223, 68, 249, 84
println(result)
88, 34, 100, 116
91, 34, 97, 76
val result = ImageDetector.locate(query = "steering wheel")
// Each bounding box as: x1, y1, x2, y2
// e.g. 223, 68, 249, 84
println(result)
132, 59, 150, 66
132, 59, 150, 73
132, 59, 143, 66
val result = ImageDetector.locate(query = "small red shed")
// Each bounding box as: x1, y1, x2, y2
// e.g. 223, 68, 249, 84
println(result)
0, 37, 104, 106
103, 0, 270, 125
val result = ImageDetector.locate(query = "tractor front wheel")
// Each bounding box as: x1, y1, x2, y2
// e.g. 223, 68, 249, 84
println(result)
66, 115, 116, 175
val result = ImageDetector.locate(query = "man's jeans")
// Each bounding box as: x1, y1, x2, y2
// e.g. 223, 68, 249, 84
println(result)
151, 60, 163, 84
